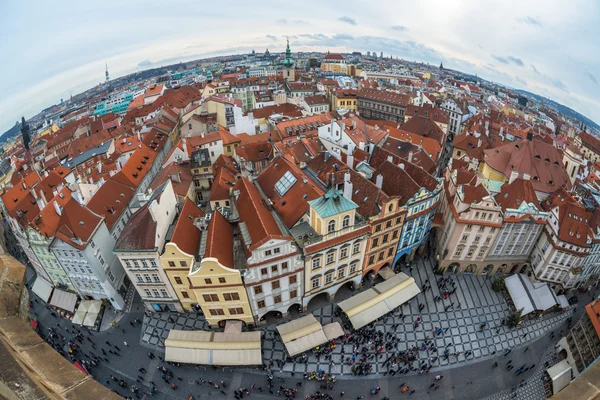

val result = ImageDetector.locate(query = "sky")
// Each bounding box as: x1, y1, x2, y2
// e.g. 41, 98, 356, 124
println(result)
1, 0, 599, 132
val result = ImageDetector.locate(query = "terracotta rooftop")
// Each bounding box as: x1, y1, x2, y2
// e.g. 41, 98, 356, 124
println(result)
251, 103, 304, 119
495, 178, 541, 211
54, 199, 103, 250
323, 53, 345, 61
400, 115, 446, 145
86, 178, 135, 230
114, 203, 157, 251
170, 198, 204, 256
358, 88, 410, 107
303, 95, 329, 106
234, 177, 290, 252
483, 138, 572, 194
255, 156, 325, 228
149, 162, 193, 204
204, 211, 234, 267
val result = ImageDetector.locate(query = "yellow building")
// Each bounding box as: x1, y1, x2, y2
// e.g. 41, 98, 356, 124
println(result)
37, 123, 59, 137
320, 54, 348, 74
331, 89, 357, 111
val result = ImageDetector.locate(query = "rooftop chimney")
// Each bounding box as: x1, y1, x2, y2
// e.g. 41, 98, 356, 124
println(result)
509, 170, 519, 184
477, 138, 482, 148
347, 154, 354, 169
375, 174, 383, 188
343, 172, 353, 201
408, 151, 414, 163
53, 201, 62, 216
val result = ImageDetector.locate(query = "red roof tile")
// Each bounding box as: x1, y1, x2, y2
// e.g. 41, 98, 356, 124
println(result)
204, 211, 234, 267
170, 198, 204, 256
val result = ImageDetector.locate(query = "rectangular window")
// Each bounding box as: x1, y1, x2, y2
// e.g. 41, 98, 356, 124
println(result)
202, 294, 219, 302
392, 230, 399, 239
372, 238, 379, 248
290, 289, 297, 298
273, 295, 282, 304
273, 248, 280, 254
375, 224, 382, 233
257, 300, 266, 309
272, 280, 280, 290
325, 273, 333, 284
369, 255, 375, 265
265, 250, 272, 256
312, 258, 321, 270
223, 292, 240, 301
271, 265, 278, 273
327, 252, 335, 264
281, 262, 288, 270
174, 277, 183, 285
229, 307, 244, 315
179, 261, 187, 267
378, 252, 385, 261
152, 274, 160, 283
261, 268, 268, 276
312, 277, 320, 289
353, 242, 361, 254
387, 247, 394, 257
350, 263, 357, 274
168, 261, 175, 267
181, 291, 189, 299
204, 278, 212, 284
209, 309, 225, 316
382, 234, 389, 244
289, 275, 297, 284
340, 247, 348, 259
254, 285, 263, 295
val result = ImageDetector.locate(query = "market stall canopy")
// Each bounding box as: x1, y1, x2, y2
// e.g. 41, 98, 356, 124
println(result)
557, 295, 570, 309
31, 278, 53, 303
276, 315, 346, 357
72, 309, 87, 325
77, 300, 91, 313
338, 272, 421, 330
83, 311, 99, 327
505, 274, 560, 316
87, 300, 103, 314
49, 289, 78, 313
165, 330, 262, 366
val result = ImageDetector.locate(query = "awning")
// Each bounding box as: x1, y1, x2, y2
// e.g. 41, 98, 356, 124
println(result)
49, 289, 78, 313
323, 322, 344, 341
277, 315, 345, 357
224, 320, 242, 333
547, 360, 572, 394
87, 300, 103, 313
77, 300, 91, 312
72, 309, 87, 325
73, 361, 88, 375
31, 278, 53, 303
378, 266, 396, 280
557, 295, 570, 309
165, 329, 262, 366
83, 311, 99, 327
338, 273, 421, 330
505, 274, 559, 315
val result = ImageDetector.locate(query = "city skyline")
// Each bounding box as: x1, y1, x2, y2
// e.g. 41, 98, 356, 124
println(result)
1, 0, 599, 133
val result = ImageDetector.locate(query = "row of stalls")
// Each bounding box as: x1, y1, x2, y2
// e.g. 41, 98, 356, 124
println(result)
505, 274, 570, 318
165, 321, 262, 366
163, 269, 422, 367
338, 271, 421, 330
30, 277, 104, 330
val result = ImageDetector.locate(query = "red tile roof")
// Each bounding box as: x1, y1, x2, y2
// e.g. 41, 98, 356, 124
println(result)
495, 178, 540, 211
323, 53, 345, 61
170, 198, 204, 256
400, 115, 446, 145
358, 88, 410, 107
33, 188, 72, 238
210, 167, 236, 202
303, 95, 329, 106
149, 162, 193, 204
484, 139, 572, 194
110, 144, 157, 188
234, 178, 290, 252
204, 211, 234, 267
255, 156, 325, 228
114, 204, 157, 251
54, 199, 103, 250
251, 103, 304, 119
86, 178, 135, 230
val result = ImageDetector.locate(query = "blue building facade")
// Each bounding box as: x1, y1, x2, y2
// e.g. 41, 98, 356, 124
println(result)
393, 181, 443, 266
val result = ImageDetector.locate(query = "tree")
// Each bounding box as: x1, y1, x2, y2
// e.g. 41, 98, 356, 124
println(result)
507, 308, 524, 328
492, 276, 506, 293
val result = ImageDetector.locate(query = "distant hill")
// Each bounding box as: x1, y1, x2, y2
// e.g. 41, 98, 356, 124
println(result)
0, 122, 22, 143
515, 89, 599, 131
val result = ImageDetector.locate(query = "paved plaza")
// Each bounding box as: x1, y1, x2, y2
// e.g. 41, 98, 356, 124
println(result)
141, 257, 575, 378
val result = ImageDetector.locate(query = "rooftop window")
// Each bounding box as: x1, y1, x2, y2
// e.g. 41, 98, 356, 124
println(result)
275, 171, 298, 196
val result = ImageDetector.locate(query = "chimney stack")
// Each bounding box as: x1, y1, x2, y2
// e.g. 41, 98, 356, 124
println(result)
347, 154, 354, 169
509, 170, 519, 184
343, 172, 353, 201
408, 151, 414, 163
375, 174, 383, 188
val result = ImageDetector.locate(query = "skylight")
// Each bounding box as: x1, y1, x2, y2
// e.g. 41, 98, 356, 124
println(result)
275, 171, 298, 196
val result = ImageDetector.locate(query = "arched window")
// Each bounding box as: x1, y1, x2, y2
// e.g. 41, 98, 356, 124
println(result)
328, 220, 336, 233
342, 215, 350, 229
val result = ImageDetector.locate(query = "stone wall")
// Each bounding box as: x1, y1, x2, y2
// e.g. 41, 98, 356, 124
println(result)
0, 254, 121, 400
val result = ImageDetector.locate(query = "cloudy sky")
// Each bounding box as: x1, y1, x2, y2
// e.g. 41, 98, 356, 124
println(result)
1, 0, 599, 132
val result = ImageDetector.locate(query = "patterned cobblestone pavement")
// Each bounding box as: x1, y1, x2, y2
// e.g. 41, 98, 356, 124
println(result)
141, 257, 574, 378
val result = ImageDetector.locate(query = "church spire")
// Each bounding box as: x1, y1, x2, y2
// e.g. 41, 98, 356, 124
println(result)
105, 62, 110, 82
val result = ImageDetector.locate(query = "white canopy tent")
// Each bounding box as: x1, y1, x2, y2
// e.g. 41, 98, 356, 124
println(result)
72, 309, 87, 325
338, 272, 421, 330
505, 274, 560, 316
87, 300, 103, 314
546, 360, 572, 395
276, 315, 346, 357
31, 278, 53, 303
165, 330, 262, 366
83, 312, 99, 327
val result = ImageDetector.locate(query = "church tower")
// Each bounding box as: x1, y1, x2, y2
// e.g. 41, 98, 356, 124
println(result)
105, 62, 110, 82
282, 39, 295, 82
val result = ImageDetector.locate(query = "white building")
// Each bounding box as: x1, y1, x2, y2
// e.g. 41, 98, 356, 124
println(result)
113, 181, 182, 312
